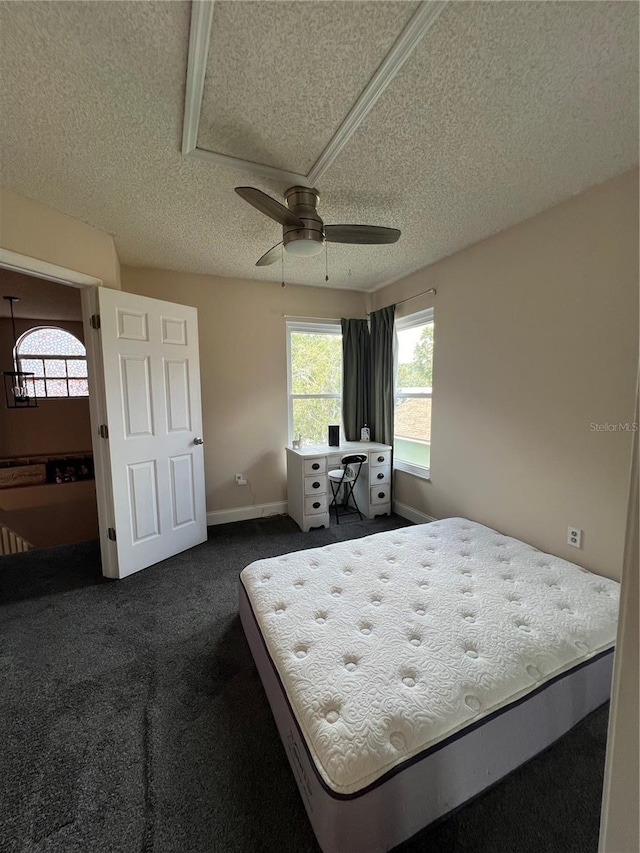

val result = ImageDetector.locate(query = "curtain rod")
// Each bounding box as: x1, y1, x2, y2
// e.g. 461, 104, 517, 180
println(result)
367, 287, 437, 317
395, 287, 437, 305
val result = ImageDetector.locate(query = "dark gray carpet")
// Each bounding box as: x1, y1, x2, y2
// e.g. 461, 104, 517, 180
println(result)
0, 514, 609, 853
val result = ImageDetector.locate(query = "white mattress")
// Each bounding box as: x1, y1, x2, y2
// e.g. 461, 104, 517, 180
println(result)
240, 518, 619, 797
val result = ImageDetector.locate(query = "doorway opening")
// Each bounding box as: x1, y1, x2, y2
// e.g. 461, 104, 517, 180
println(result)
0, 268, 98, 553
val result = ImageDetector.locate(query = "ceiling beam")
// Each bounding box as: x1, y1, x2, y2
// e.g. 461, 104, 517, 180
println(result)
188, 147, 309, 187
181, 0, 448, 190
306, 0, 449, 185
182, 0, 215, 155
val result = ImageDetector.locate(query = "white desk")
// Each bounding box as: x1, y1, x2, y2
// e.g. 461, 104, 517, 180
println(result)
286, 441, 392, 532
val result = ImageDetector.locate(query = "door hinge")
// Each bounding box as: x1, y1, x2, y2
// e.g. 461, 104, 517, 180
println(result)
90, 313, 101, 329
107, 527, 117, 542
99, 424, 109, 439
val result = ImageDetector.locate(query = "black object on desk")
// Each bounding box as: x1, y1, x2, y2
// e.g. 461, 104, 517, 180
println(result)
328, 425, 340, 446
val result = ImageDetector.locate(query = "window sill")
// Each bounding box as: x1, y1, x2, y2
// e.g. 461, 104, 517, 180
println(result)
394, 460, 431, 481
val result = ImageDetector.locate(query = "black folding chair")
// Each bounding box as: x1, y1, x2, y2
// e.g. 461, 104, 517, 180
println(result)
328, 454, 367, 524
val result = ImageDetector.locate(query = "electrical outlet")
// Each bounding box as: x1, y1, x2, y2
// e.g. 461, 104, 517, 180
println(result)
235, 473, 247, 486
567, 526, 582, 548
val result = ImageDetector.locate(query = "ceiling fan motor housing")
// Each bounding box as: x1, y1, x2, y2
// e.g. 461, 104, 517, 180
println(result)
283, 186, 325, 256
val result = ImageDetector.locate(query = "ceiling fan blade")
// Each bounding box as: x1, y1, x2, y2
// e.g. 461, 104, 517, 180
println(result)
235, 187, 304, 228
325, 224, 401, 245
256, 242, 283, 267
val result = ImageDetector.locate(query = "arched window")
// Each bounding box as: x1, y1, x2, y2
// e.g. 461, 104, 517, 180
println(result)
16, 327, 89, 398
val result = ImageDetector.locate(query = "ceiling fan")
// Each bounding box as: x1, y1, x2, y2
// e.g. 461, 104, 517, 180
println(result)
235, 185, 401, 267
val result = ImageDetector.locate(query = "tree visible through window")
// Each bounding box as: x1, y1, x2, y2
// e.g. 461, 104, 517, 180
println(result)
16, 327, 89, 398
395, 309, 434, 474
287, 322, 342, 445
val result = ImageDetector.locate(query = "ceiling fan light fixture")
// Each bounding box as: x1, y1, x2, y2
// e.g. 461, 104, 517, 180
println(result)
284, 238, 325, 258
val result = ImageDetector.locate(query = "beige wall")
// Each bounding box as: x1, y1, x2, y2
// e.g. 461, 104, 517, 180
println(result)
121, 267, 365, 516
370, 169, 638, 580
0, 188, 121, 289
0, 318, 92, 457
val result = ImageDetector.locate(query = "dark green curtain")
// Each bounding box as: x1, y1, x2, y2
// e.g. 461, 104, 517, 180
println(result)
341, 318, 370, 441
368, 305, 395, 445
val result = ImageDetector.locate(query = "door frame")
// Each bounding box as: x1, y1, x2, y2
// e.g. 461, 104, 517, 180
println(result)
0, 248, 117, 575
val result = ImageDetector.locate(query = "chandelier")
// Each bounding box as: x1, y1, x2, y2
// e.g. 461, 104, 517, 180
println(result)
2, 296, 38, 409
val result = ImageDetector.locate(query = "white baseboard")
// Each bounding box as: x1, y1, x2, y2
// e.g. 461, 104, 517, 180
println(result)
393, 500, 437, 525
208, 500, 434, 528
207, 501, 288, 527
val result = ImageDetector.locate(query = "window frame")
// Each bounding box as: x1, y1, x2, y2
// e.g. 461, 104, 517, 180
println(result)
286, 320, 343, 446
394, 307, 434, 479
15, 325, 89, 400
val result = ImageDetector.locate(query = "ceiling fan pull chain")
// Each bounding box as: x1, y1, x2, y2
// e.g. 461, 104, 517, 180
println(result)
281, 247, 285, 288
325, 243, 329, 283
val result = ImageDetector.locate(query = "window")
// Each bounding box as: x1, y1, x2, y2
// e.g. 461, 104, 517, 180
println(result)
16, 327, 89, 398
394, 308, 434, 477
286, 321, 342, 445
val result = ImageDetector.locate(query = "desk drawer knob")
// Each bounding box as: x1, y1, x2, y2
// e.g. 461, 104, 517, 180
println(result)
312, 501, 321, 509
376, 472, 384, 480
312, 462, 320, 470
378, 491, 386, 499
312, 481, 321, 489
377, 455, 385, 463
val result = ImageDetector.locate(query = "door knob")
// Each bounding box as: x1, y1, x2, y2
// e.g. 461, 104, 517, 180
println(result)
193, 436, 204, 445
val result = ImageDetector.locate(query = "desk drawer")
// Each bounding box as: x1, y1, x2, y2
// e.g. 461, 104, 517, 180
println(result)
370, 465, 390, 486
304, 458, 326, 476
370, 485, 390, 505
304, 475, 326, 496
370, 450, 391, 467
305, 494, 327, 515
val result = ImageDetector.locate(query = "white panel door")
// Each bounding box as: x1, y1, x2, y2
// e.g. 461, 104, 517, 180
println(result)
97, 288, 206, 578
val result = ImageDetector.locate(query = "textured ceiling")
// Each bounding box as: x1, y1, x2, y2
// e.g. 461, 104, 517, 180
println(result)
0, 1, 637, 292
199, 2, 418, 174
0, 269, 82, 322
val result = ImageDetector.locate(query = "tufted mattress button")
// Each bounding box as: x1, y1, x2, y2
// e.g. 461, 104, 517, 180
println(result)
465, 696, 481, 712
389, 732, 406, 751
